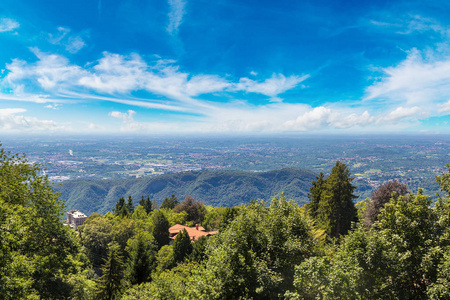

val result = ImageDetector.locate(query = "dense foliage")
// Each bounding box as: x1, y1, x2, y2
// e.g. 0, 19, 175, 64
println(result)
0, 147, 93, 299
3, 144, 450, 299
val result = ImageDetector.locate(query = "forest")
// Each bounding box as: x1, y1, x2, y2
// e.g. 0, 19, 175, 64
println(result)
2, 146, 450, 300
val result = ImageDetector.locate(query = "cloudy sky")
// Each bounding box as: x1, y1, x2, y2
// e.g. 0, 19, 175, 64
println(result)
0, 0, 449, 134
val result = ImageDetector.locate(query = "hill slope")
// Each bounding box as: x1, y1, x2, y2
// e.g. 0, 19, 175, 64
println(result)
54, 168, 318, 215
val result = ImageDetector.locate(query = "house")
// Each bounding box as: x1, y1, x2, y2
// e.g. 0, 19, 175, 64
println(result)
67, 209, 87, 229
169, 224, 218, 242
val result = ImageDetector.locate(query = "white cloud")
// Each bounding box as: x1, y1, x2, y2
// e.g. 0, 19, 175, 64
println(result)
439, 100, 450, 113
167, 0, 186, 35
283, 107, 333, 130
66, 36, 85, 53
48, 27, 86, 53
109, 110, 153, 132
44, 104, 61, 110
365, 48, 450, 108
0, 108, 60, 131
282, 107, 376, 131
0, 18, 19, 32
109, 110, 136, 122
234, 73, 310, 100
331, 111, 375, 128
5, 48, 86, 92
2, 49, 306, 113
380, 106, 422, 123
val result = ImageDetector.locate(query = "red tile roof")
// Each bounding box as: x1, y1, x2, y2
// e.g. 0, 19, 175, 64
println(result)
169, 224, 217, 241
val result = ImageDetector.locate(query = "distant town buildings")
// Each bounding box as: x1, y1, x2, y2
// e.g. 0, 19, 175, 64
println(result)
67, 209, 87, 229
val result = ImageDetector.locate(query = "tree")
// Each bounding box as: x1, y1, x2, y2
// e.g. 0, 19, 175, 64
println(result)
125, 232, 157, 285
189, 235, 208, 262
151, 211, 170, 249
363, 180, 408, 227
173, 196, 206, 224
139, 196, 153, 215
155, 245, 176, 274
113, 197, 128, 218
200, 197, 314, 299
96, 242, 125, 300
313, 161, 358, 239
79, 214, 113, 267
173, 229, 193, 263
160, 194, 179, 210
290, 189, 441, 300
0, 147, 81, 299
306, 172, 325, 219
126, 196, 134, 215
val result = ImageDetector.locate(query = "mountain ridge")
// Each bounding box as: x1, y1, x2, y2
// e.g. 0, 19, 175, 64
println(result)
54, 168, 318, 215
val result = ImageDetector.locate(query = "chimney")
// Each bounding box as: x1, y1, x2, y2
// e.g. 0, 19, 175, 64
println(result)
196, 224, 199, 230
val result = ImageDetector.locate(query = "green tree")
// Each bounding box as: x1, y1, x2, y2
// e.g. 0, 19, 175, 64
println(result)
155, 245, 176, 274
139, 196, 153, 214
290, 189, 442, 300
111, 217, 135, 256
189, 235, 208, 262
315, 161, 358, 239
173, 229, 193, 263
113, 197, 128, 218
151, 210, 170, 249
306, 172, 325, 219
160, 194, 179, 210
96, 242, 125, 300
125, 232, 157, 285
126, 196, 134, 215
0, 147, 81, 299
202, 197, 314, 299
79, 213, 113, 267
131, 205, 148, 220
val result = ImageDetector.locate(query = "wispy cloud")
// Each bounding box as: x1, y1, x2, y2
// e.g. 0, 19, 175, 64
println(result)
167, 0, 186, 35
0, 18, 19, 32
439, 100, 450, 113
365, 48, 450, 109
369, 14, 450, 37
48, 27, 86, 53
234, 73, 310, 101
2, 49, 305, 114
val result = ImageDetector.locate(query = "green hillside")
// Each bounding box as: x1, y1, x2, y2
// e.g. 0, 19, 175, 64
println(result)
54, 168, 318, 215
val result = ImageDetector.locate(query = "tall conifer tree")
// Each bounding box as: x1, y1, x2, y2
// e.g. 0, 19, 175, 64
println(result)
307, 172, 325, 219
127, 195, 134, 215
96, 242, 125, 300
173, 229, 193, 263
317, 161, 357, 238
152, 211, 170, 249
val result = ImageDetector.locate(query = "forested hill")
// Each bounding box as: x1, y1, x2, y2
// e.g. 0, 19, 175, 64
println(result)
54, 168, 318, 215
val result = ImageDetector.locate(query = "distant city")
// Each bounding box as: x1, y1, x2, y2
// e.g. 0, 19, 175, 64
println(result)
2, 134, 449, 199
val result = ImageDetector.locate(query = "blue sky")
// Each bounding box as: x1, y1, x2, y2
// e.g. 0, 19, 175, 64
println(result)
0, 0, 449, 134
